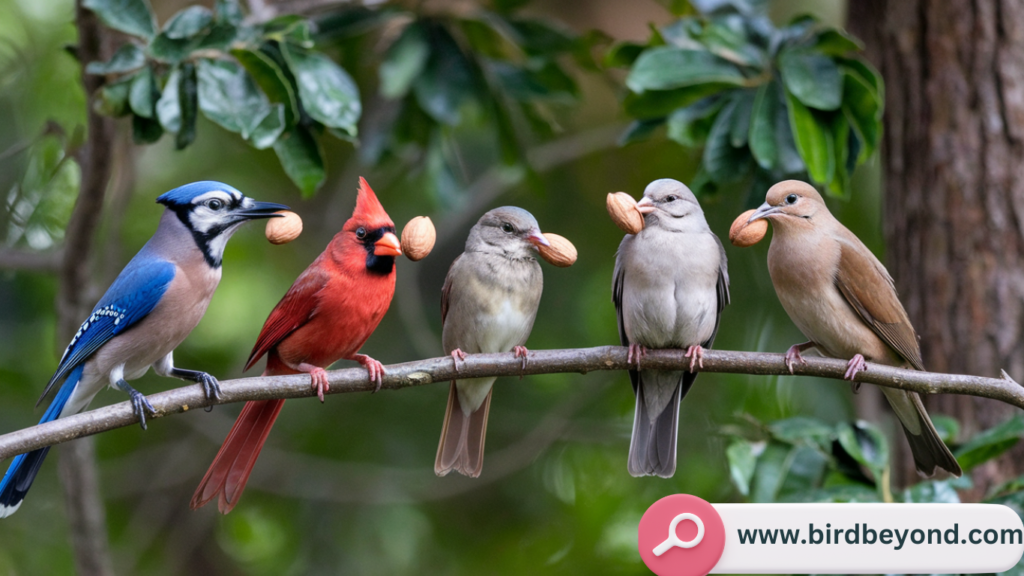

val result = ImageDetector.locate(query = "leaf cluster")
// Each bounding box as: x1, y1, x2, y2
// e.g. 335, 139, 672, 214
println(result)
83, 0, 361, 196
612, 0, 883, 198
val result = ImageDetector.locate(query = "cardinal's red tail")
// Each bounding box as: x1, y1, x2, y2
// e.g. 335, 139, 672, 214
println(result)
190, 399, 286, 514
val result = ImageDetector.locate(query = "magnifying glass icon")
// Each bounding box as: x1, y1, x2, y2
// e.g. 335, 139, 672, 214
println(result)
652, 512, 705, 556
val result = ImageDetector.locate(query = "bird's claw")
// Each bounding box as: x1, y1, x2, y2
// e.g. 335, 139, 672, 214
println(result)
784, 344, 809, 374
198, 372, 220, 412
684, 345, 705, 372
309, 367, 330, 403
129, 389, 156, 431
844, 354, 867, 381
355, 354, 385, 393
513, 346, 529, 378
627, 343, 647, 370
450, 349, 468, 373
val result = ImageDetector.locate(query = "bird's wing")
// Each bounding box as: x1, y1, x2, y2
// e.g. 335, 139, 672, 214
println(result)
834, 239, 925, 370
244, 260, 330, 371
702, 234, 731, 349
440, 254, 462, 326
612, 239, 640, 393
39, 257, 176, 404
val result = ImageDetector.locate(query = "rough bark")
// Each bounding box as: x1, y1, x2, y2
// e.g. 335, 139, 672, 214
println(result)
848, 0, 1024, 495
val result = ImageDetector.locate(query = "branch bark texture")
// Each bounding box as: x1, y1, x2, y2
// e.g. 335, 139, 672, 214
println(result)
2, 346, 1022, 463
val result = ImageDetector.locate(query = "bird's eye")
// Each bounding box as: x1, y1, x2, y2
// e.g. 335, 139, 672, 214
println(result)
206, 199, 224, 210
355, 227, 367, 239
665, 195, 677, 202
501, 222, 515, 234
786, 194, 798, 204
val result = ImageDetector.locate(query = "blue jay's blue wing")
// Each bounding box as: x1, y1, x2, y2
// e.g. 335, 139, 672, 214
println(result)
38, 257, 176, 404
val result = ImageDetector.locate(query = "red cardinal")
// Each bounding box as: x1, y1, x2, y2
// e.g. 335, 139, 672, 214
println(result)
190, 177, 401, 514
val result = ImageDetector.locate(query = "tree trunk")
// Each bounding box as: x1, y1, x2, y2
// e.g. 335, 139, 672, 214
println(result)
848, 0, 1024, 496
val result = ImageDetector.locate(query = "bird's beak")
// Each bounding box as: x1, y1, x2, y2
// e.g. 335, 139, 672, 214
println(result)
374, 232, 403, 257
526, 229, 550, 249
237, 200, 291, 219
636, 197, 656, 215
748, 202, 779, 223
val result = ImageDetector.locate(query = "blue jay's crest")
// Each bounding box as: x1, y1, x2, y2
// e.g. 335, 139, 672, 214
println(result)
156, 181, 288, 267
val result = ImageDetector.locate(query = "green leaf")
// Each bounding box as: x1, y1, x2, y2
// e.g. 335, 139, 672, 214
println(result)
379, 23, 430, 99
250, 104, 285, 149
626, 46, 747, 92
836, 421, 889, 480
931, 415, 960, 445
785, 90, 833, 183
826, 113, 850, 198
813, 28, 863, 56
459, 17, 512, 59
273, 126, 325, 197
164, 6, 212, 39
196, 58, 269, 139
94, 75, 134, 117
604, 42, 645, 68
86, 43, 145, 75
413, 26, 475, 126
156, 67, 181, 132
729, 88, 755, 147
748, 81, 777, 170
493, 61, 577, 103
838, 56, 883, 95
778, 47, 842, 110
778, 445, 829, 497
782, 483, 879, 503
215, 0, 243, 25
751, 443, 792, 503
726, 439, 759, 496
83, 0, 156, 39
503, 17, 576, 56
702, 95, 751, 183
618, 119, 665, 145
148, 33, 196, 64
768, 416, 834, 447
131, 114, 163, 144
232, 47, 300, 124
128, 65, 156, 118
281, 44, 361, 136
666, 95, 724, 147
177, 62, 198, 149
840, 66, 882, 161
956, 415, 1024, 472
625, 83, 735, 119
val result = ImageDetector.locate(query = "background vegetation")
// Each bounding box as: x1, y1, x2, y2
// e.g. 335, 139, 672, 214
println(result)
1, 0, 1021, 574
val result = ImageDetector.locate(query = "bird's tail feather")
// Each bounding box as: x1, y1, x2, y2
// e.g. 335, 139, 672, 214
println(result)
435, 382, 491, 478
882, 388, 962, 478
627, 375, 685, 478
190, 399, 286, 514
0, 365, 82, 517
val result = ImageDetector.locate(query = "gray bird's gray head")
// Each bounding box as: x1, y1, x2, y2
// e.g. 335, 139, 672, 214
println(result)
157, 181, 289, 268
466, 206, 550, 259
636, 179, 707, 232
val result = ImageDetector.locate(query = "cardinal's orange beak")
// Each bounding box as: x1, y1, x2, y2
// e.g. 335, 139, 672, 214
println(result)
374, 232, 402, 257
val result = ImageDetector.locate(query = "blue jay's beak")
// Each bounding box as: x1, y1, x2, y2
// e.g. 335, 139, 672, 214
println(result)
237, 201, 290, 219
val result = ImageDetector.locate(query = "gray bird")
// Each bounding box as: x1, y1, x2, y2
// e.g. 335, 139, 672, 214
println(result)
435, 207, 548, 478
613, 179, 730, 478
749, 180, 961, 477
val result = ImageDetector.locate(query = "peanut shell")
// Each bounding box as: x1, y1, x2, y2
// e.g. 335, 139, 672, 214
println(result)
607, 192, 645, 235
265, 211, 303, 245
729, 209, 768, 247
401, 216, 436, 261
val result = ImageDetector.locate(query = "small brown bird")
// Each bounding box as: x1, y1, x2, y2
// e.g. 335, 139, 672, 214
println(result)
435, 207, 547, 478
749, 180, 961, 478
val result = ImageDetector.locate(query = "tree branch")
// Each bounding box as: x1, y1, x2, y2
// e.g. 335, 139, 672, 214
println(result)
0, 247, 62, 272
2, 346, 1023, 462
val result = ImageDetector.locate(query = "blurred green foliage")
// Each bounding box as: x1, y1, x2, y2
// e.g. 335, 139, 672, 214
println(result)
0, 0, 1020, 575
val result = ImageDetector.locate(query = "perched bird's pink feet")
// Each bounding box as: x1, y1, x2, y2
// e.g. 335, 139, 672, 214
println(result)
684, 345, 704, 372
309, 367, 330, 403
784, 341, 814, 374
844, 354, 867, 381
512, 342, 528, 368
627, 343, 648, 370
355, 354, 386, 393
450, 348, 467, 372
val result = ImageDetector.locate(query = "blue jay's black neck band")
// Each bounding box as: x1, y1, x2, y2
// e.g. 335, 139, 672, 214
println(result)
363, 225, 397, 275
168, 207, 231, 268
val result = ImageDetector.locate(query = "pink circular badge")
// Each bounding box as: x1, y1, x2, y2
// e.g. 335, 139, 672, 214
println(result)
638, 494, 726, 576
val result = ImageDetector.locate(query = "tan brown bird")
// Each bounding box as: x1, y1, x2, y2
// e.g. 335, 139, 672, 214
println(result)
749, 180, 961, 478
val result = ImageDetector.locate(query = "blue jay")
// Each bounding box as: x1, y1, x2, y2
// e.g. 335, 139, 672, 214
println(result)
0, 181, 287, 517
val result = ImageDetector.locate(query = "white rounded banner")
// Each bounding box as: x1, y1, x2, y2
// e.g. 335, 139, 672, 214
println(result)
710, 503, 1024, 574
